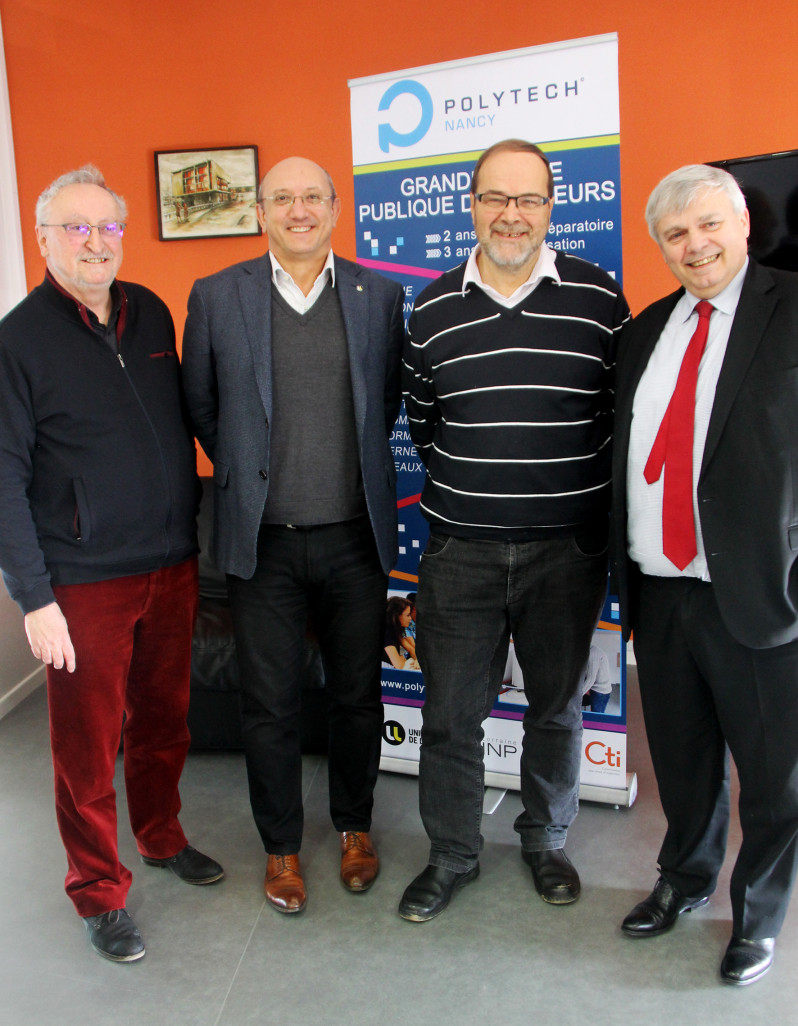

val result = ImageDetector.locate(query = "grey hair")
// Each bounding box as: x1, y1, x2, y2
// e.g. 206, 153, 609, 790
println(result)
35, 164, 127, 225
645, 164, 746, 241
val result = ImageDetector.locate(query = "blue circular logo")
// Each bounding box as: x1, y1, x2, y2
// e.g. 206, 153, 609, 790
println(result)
378, 79, 433, 153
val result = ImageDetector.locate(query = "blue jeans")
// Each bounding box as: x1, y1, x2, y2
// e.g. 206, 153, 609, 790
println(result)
416, 532, 607, 871
588, 689, 612, 714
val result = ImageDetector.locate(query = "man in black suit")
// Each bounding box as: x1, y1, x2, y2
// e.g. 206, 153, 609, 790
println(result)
613, 163, 798, 986
182, 157, 404, 914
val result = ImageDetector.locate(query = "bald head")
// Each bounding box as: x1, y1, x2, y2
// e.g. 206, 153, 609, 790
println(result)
258, 157, 336, 204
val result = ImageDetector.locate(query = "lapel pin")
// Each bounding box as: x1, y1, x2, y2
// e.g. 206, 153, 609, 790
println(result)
356, 285, 364, 292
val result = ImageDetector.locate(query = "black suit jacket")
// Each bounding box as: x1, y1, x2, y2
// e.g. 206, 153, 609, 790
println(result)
612, 260, 798, 650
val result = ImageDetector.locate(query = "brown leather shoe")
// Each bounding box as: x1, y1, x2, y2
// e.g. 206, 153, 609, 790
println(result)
340, 831, 379, 892
264, 854, 306, 913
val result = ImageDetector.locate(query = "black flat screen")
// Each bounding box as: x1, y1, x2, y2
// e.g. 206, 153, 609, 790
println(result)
710, 149, 798, 270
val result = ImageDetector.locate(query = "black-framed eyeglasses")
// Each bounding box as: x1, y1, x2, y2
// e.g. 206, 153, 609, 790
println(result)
474, 192, 550, 212
258, 192, 333, 208
40, 222, 126, 239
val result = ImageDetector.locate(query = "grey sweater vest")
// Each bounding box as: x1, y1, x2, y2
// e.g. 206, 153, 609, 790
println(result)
261, 283, 365, 525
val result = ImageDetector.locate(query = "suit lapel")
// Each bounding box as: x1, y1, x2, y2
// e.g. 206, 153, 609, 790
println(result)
615, 295, 679, 473
237, 255, 273, 421
336, 259, 369, 435
622, 303, 676, 414
702, 262, 777, 471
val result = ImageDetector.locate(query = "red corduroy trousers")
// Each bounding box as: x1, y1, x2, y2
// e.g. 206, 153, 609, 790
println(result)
46, 557, 198, 917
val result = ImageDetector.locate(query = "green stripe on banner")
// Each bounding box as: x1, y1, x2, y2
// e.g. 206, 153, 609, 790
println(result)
354, 135, 622, 175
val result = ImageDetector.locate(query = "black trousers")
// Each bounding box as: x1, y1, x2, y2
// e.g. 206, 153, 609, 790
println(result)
227, 516, 387, 853
634, 574, 798, 939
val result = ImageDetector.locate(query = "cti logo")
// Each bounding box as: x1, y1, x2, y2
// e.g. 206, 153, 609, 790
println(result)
585, 741, 622, 768
377, 79, 433, 153
383, 720, 406, 745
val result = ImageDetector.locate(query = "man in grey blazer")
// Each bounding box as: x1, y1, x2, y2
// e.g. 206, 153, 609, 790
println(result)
613, 163, 798, 986
182, 156, 404, 914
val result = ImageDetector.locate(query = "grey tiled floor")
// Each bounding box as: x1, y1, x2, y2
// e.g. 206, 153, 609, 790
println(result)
1, 672, 797, 1026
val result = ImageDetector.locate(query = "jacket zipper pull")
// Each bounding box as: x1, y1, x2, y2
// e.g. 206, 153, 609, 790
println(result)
117, 352, 126, 368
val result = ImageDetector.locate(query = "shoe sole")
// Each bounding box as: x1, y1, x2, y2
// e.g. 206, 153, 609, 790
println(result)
341, 874, 378, 893
621, 895, 710, 938
264, 886, 307, 914
398, 867, 479, 923
89, 942, 146, 963
720, 961, 773, 986
141, 856, 225, 885
539, 887, 580, 905
266, 898, 307, 914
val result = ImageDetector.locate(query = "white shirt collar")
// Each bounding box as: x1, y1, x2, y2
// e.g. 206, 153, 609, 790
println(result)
462, 241, 560, 307
675, 256, 749, 322
269, 250, 336, 314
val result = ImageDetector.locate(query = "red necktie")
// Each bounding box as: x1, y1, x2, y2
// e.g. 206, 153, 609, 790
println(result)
643, 300, 714, 570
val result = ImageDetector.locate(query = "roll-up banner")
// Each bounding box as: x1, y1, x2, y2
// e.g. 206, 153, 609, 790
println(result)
349, 34, 635, 805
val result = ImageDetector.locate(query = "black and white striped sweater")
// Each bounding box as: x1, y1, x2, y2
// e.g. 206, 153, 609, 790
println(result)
403, 252, 631, 539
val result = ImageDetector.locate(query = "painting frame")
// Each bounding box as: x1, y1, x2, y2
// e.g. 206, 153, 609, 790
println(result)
154, 145, 261, 241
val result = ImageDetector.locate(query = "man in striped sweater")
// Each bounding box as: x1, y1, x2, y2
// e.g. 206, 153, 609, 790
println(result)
398, 139, 630, 923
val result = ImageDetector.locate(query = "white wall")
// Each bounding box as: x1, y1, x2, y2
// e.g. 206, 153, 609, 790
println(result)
0, 12, 45, 718
0, 12, 25, 317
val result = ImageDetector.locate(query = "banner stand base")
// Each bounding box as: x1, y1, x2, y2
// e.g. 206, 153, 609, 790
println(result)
483, 787, 507, 814
380, 757, 638, 809
579, 773, 637, 808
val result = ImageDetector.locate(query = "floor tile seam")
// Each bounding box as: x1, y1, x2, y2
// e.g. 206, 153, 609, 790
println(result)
302, 756, 323, 800
211, 902, 267, 1026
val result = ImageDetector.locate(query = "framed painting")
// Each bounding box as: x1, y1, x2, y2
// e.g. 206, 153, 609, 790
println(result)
155, 145, 261, 240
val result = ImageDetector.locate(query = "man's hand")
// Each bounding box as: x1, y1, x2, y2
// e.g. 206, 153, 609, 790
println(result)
24, 602, 76, 673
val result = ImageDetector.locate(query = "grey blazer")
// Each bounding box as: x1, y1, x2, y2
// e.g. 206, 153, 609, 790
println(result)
181, 253, 405, 578
612, 260, 798, 649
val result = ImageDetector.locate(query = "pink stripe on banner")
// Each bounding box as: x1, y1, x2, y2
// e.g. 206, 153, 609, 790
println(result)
357, 257, 442, 280
582, 718, 627, 733
385, 697, 425, 709
491, 709, 625, 730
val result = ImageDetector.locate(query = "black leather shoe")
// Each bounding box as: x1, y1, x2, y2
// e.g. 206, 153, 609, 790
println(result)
720, 935, 775, 986
141, 844, 225, 884
398, 863, 479, 922
621, 876, 709, 937
523, 848, 580, 904
83, 908, 145, 962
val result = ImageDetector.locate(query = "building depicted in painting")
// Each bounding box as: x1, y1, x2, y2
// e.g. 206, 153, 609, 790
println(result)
170, 158, 232, 214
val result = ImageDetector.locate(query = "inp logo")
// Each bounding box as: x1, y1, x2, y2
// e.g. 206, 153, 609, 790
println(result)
383, 720, 406, 745
378, 79, 433, 153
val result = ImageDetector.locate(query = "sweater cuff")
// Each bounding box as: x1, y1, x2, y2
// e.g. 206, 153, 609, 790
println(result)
16, 581, 57, 616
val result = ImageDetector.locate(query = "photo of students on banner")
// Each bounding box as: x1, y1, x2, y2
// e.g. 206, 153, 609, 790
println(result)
383, 594, 420, 671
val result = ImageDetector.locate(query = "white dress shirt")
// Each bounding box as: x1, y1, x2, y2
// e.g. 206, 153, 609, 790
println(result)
627, 259, 748, 579
269, 250, 336, 314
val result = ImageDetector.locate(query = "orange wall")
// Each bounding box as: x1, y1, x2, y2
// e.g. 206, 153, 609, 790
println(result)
2, 0, 797, 326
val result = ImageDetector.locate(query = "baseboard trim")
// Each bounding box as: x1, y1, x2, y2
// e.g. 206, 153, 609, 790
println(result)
0, 666, 46, 721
